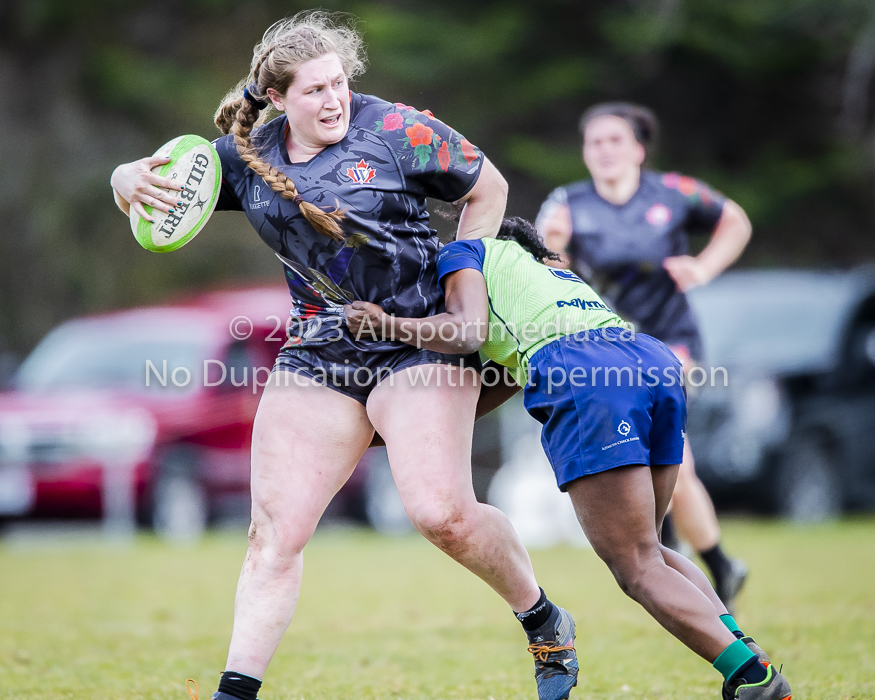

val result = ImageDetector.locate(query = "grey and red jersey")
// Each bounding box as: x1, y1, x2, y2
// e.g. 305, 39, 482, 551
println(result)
213, 92, 483, 352
537, 171, 726, 359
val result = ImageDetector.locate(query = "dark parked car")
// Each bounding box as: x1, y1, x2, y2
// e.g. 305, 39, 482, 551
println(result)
685, 267, 875, 521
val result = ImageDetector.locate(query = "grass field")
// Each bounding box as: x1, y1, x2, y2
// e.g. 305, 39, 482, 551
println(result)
1, 518, 873, 700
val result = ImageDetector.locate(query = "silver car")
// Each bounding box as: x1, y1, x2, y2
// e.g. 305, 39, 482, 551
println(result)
686, 267, 875, 521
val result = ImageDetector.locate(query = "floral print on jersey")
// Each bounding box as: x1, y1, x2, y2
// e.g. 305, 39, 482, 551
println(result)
437, 141, 450, 172
381, 112, 404, 131
406, 122, 435, 147
374, 106, 481, 173
460, 139, 478, 165
661, 172, 721, 207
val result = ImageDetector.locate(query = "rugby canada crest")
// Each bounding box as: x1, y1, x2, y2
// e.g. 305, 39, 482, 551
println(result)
346, 159, 376, 185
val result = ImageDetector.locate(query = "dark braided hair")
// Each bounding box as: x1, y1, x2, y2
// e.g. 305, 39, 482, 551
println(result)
437, 208, 561, 264
497, 217, 561, 264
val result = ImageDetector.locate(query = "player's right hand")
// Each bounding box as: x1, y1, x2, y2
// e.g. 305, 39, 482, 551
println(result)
343, 300, 388, 341
110, 156, 183, 221
663, 254, 713, 292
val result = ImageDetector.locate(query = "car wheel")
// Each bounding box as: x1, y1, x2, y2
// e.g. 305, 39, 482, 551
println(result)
152, 446, 208, 543
776, 435, 842, 522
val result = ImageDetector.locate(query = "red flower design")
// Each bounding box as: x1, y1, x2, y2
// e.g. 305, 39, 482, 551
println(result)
662, 172, 701, 197
678, 176, 697, 196
437, 141, 450, 171
406, 122, 434, 147
421, 109, 435, 118
460, 139, 478, 165
394, 102, 415, 111
382, 113, 403, 131
662, 173, 680, 188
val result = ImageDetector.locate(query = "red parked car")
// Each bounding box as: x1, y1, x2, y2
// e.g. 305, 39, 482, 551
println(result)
0, 287, 370, 539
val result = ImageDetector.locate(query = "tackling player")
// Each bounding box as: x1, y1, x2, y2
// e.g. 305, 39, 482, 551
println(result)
344, 217, 791, 700
537, 103, 752, 610
110, 11, 575, 700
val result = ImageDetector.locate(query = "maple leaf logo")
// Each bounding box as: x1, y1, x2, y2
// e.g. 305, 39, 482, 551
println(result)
346, 159, 376, 185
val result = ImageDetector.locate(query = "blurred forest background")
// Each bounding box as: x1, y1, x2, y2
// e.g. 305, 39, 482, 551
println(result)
3, 0, 875, 358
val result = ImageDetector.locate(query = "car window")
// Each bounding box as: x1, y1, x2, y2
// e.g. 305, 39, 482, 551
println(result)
689, 273, 852, 373
16, 319, 213, 395
210, 340, 259, 391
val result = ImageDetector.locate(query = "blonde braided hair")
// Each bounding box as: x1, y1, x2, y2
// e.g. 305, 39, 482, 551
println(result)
214, 11, 367, 242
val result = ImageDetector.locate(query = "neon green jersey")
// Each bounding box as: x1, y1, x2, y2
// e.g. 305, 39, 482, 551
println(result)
436, 237, 629, 384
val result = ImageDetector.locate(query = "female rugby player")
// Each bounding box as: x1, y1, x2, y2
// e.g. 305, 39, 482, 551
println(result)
537, 103, 752, 610
344, 218, 791, 700
110, 12, 576, 700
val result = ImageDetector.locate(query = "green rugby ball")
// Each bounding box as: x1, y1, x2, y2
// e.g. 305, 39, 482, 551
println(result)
130, 135, 222, 253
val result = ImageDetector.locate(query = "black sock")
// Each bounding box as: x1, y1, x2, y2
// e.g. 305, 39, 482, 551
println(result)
217, 671, 262, 700
514, 587, 555, 632
731, 656, 768, 685
699, 543, 732, 584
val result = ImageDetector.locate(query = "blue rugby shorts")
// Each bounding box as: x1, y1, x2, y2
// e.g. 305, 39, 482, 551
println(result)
523, 327, 687, 490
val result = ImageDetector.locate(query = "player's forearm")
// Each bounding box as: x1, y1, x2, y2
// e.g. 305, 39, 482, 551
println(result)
539, 226, 571, 270
386, 313, 486, 354
539, 204, 573, 268
542, 228, 571, 269
456, 200, 504, 240
696, 200, 752, 279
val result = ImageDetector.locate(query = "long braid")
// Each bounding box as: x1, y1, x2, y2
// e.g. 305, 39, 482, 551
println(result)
228, 94, 346, 242
497, 217, 561, 264
213, 11, 365, 243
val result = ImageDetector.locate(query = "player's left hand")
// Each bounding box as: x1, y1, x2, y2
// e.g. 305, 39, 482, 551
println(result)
343, 300, 388, 340
663, 255, 713, 292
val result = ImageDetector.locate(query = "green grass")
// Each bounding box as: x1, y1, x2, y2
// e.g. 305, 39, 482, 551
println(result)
1, 518, 874, 700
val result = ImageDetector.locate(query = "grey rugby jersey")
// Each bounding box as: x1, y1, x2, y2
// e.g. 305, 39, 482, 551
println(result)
213, 92, 483, 352
538, 171, 725, 358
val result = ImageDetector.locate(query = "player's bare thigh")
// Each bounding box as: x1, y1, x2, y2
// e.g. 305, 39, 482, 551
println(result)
366, 363, 481, 511
249, 372, 375, 541
566, 465, 663, 562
